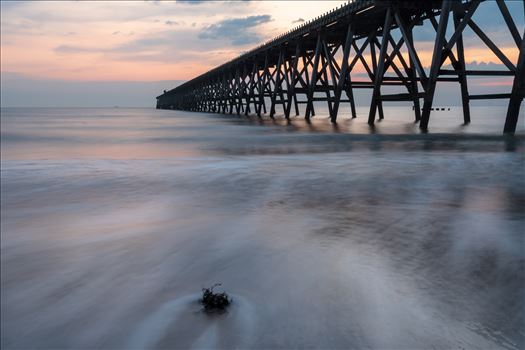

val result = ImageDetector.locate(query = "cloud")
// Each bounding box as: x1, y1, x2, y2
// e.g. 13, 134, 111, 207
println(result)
0, 1, 28, 11
292, 18, 305, 24
176, 0, 208, 4
443, 60, 511, 72
112, 31, 121, 35
2, 0, 245, 24
53, 28, 234, 63
1, 71, 185, 107
55, 45, 100, 54
466, 61, 507, 69
177, 0, 251, 5
165, 20, 179, 26
199, 15, 272, 46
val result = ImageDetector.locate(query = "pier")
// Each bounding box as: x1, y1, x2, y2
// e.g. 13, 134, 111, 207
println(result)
156, 0, 524, 134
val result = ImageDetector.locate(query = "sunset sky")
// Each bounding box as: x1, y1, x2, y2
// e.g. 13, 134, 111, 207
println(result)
1, 0, 523, 107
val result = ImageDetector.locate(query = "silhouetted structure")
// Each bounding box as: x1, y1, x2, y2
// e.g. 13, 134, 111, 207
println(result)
156, 0, 524, 134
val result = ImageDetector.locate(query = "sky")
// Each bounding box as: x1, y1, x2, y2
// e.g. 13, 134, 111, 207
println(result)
1, 0, 523, 107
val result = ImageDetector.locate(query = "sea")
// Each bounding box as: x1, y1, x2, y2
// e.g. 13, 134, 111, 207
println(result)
1, 106, 524, 349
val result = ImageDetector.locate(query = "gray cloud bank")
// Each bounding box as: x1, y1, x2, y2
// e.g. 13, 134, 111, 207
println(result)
199, 15, 272, 45
176, 0, 251, 4
1, 72, 183, 107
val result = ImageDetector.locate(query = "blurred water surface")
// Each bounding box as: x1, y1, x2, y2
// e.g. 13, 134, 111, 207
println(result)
1, 107, 524, 349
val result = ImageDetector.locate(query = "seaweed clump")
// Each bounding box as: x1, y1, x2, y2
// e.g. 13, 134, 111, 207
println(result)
201, 283, 231, 311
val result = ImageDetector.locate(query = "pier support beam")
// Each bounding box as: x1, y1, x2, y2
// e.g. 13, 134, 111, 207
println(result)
420, 0, 452, 131
368, 6, 392, 125
504, 29, 525, 134
332, 23, 354, 123
453, 9, 471, 125
305, 33, 323, 121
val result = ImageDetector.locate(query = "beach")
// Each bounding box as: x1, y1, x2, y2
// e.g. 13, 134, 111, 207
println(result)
1, 106, 524, 349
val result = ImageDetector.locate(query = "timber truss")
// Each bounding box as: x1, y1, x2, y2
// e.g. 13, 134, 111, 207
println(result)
156, 0, 525, 134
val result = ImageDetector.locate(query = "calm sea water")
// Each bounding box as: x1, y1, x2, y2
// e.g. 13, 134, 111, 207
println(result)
1, 106, 524, 349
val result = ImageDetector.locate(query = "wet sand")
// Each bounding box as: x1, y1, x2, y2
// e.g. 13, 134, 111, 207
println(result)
1, 107, 524, 349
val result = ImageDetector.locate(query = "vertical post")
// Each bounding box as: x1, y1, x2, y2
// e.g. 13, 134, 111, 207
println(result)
213, 78, 219, 112
292, 55, 300, 117
369, 33, 384, 120
407, 22, 421, 122
255, 65, 263, 117
368, 7, 392, 125
281, 57, 293, 119
320, 53, 334, 118
285, 42, 301, 119
453, 8, 471, 124
302, 51, 315, 116
245, 63, 255, 115
219, 76, 224, 113
260, 53, 270, 116
305, 33, 323, 120
420, 0, 452, 131
229, 72, 235, 114
235, 67, 242, 115
503, 29, 525, 134
333, 23, 354, 122
270, 48, 284, 119
247, 66, 253, 115
222, 73, 228, 114
229, 71, 235, 114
